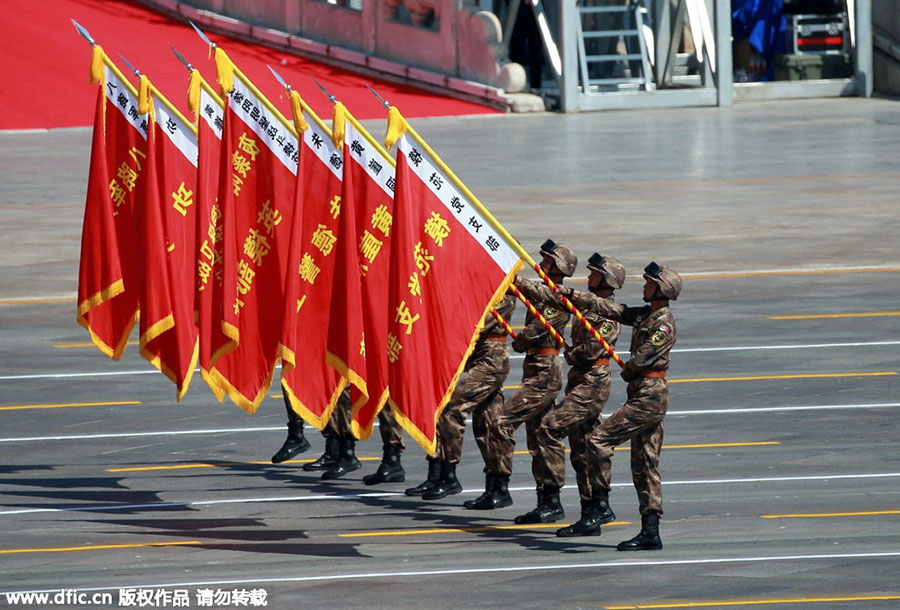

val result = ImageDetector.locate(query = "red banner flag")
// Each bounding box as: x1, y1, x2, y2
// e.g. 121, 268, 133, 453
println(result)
189, 74, 230, 400
278, 93, 347, 428
208, 53, 299, 413
384, 108, 523, 453
77, 49, 145, 360
333, 110, 398, 440
137, 82, 200, 398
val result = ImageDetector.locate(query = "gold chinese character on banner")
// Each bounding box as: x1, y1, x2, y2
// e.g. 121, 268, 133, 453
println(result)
394, 300, 420, 335
408, 272, 421, 297
128, 147, 146, 170
299, 252, 321, 284
232, 151, 251, 178
237, 132, 260, 161
359, 230, 383, 263
257, 200, 283, 236
244, 228, 271, 265
387, 333, 402, 363
414, 242, 434, 276
109, 180, 126, 209
329, 195, 341, 220
172, 182, 194, 217
237, 260, 255, 295
116, 163, 138, 192
311, 224, 337, 256
423, 211, 450, 246
371, 204, 392, 236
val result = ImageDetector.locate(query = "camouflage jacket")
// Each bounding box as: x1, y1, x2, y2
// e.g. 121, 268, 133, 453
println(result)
567, 290, 676, 375
513, 278, 570, 353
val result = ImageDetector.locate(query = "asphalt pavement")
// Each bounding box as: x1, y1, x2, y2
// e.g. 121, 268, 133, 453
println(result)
1, 97, 899, 609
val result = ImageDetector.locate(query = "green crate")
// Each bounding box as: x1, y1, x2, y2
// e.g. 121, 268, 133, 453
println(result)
774, 53, 853, 80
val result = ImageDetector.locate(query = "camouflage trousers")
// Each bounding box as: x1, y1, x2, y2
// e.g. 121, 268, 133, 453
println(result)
377, 405, 405, 451
322, 387, 355, 440
436, 354, 509, 464
587, 378, 668, 516
534, 364, 611, 498
485, 354, 563, 480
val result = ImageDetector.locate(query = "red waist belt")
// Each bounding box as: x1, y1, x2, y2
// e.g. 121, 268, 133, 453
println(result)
639, 370, 666, 379
528, 347, 560, 356
593, 358, 610, 367
483, 335, 507, 342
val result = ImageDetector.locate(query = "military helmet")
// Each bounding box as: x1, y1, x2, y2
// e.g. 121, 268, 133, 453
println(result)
540, 239, 577, 277
643, 261, 682, 300
586, 253, 626, 289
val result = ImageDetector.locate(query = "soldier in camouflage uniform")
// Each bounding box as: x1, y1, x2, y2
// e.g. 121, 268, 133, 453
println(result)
300, 386, 361, 480
558, 262, 681, 550
516, 254, 625, 527
466, 240, 573, 510
406, 294, 516, 500
362, 408, 406, 485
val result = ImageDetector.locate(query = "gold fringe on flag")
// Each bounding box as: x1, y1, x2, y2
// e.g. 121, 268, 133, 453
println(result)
187, 70, 202, 116
331, 102, 347, 150
215, 47, 234, 95
90, 45, 105, 84
289, 91, 310, 133
384, 106, 407, 150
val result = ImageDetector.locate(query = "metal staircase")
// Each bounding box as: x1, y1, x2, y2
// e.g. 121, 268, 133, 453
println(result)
576, 1, 654, 92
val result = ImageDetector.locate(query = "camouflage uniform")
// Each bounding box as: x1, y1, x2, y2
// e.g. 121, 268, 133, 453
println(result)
559, 262, 680, 548
557, 270, 676, 517
581, 299, 676, 516
536, 301, 620, 502
486, 278, 569, 482
437, 294, 516, 464
408, 294, 515, 499
376, 407, 404, 452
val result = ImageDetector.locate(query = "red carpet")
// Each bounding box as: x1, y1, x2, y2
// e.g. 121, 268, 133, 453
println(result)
0, 0, 499, 131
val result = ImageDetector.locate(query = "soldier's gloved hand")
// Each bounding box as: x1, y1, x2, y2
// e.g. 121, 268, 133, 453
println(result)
620, 364, 638, 383
564, 350, 575, 366
512, 335, 527, 353
556, 285, 574, 299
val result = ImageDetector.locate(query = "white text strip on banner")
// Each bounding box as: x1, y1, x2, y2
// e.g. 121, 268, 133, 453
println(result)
106, 67, 147, 140
229, 78, 297, 175
152, 93, 198, 167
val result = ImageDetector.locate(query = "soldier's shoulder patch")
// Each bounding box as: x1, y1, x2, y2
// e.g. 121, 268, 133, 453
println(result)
543, 306, 559, 318
650, 326, 670, 346
599, 321, 615, 338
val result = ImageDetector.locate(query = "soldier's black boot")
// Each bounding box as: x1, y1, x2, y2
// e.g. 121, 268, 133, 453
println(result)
362, 444, 405, 485
321, 438, 361, 480
464, 473, 495, 509
514, 486, 565, 524
405, 458, 441, 496
302, 435, 339, 471
422, 461, 463, 500
617, 513, 662, 551
271, 420, 310, 463
556, 498, 594, 537
465, 474, 512, 510
557, 491, 615, 537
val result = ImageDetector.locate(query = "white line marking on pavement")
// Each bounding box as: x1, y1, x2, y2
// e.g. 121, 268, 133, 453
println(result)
1, 472, 898, 516
1, 403, 897, 443
3, 550, 900, 596
2, 340, 897, 379
669, 402, 900, 415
